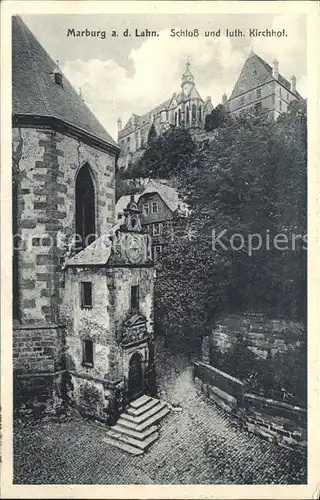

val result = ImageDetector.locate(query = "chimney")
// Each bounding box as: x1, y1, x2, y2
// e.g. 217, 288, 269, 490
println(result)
222, 93, 227, 105
272, 58, 279, 79
117, 118, 122, 132
291, 75, 297, 93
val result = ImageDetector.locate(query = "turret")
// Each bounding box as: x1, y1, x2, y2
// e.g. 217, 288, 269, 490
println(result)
181, 58, 195, 97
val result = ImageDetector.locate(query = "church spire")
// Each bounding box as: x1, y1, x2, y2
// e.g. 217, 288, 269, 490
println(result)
181, 57, 195, 96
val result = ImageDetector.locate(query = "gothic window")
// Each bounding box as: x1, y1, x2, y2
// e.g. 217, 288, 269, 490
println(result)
75, 164, 96, 251
82, 339, 94, 367
192, 104, 197, 122
80, 281, 93, 309
186, 106, 189, 125
178, 108, 182, 125
131, 285, 139, 312
199, 106, 202, 122
175, 111, 178, 126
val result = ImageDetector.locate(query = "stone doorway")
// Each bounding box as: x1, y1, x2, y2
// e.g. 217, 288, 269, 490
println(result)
128, 352, 143, 400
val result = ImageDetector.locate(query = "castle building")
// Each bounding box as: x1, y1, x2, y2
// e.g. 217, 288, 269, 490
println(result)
225, 51, 303, 119
12, 16, 155, 421
117, 61, 213, 169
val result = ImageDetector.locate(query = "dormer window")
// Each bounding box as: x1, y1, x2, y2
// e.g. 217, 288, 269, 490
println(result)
54, 72, 63, 86
52, 60, 63, 86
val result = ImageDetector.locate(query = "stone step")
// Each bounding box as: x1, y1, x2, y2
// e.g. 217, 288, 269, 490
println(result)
122, 401, 167, 425
103, 436, 144, 456
107, 428, 159, 450
114, 422, 158, 441
135, 405, 170, 432
127, 397, 161, 417
117, 404, 170, 432
130, 394, 152, 409
117, 416, 139, 431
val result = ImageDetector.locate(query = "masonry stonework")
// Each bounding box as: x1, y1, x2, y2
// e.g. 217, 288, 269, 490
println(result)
12, 126, 117, 409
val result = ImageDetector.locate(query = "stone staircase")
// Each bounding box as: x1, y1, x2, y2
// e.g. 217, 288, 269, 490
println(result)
103, 395, 170, 455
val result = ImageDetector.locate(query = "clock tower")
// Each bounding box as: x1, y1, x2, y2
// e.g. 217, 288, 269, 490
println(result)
63, 194, 155, 424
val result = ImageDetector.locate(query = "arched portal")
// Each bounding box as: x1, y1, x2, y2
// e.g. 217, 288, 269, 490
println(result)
75, 164, 96, 251
128, 352, 143, 400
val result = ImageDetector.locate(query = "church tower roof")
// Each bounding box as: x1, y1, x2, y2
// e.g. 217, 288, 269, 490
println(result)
181, 58, 195, 87
12, 15, 118, 153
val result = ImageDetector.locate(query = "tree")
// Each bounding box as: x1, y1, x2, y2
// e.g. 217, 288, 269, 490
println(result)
128, 127, 196, 179
147, 123, 157, 145
204, 104, 228, 131
155, 105, 307, 357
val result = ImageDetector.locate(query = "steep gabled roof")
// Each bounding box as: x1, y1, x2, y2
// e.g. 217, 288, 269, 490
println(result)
229, 52, 302, 100
122, 99, 172, 132
12, 16, 118, 151
115, 179, 188, 219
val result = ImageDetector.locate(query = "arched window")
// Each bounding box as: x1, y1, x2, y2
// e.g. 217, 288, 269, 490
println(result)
199, 106, 202, 123
192, 104, 197, 122
186, 106, 189, 125
174, 111, 178, 126
75, 164, 96, 251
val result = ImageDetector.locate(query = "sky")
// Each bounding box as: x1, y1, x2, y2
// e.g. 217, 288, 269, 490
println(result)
22, 14, 307, 141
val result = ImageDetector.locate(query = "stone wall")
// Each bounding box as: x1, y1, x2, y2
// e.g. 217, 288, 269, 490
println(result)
12, 125, 117, 409
194, 361, 245, 413
210, 313, 304, 359
12, 126, 116, 325
193, 361, 307, 453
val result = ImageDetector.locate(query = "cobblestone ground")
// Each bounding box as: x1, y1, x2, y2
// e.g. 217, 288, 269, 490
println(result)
14, 342, 307, 484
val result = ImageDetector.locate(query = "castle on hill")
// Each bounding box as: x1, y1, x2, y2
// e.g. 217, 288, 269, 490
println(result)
117, 52, 303, 170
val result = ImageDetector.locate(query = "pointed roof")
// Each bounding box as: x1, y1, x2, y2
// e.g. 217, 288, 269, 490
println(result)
182, 59, 194, 79
229, 52, 302, 100
12, 16, 118, 152
115, 179, 188, 219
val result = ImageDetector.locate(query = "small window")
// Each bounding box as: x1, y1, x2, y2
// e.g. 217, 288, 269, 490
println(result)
153, 222, 162, 236
287, 92, 289, 101
152, 202, 158, 213
279, 100, 282, 110
240, 96, 245, 106
256, 88, 261, 99
131, 285, 139, 312
82, 339, 94, 367
143, 203, 149, 215
153, 245, 162, 260
81, 282, 92, 309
